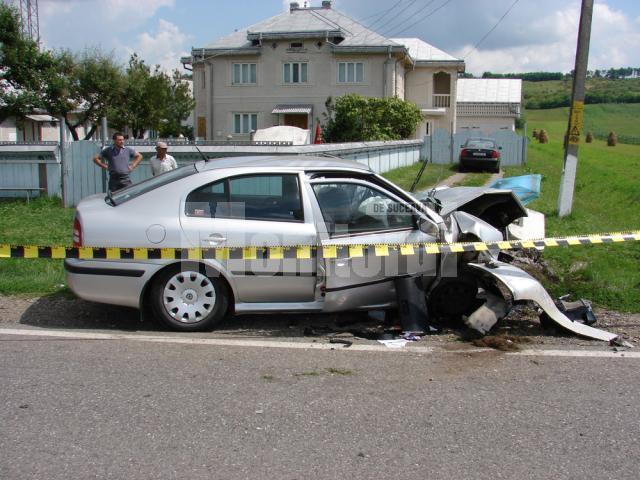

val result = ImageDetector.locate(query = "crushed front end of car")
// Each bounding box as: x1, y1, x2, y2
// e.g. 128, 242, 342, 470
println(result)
418, 186, 618, 343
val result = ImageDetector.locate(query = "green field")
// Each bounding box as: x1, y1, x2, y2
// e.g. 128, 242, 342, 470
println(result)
507, 107, 640, 311
526, 103, 640, 140
523, 78, 640, 109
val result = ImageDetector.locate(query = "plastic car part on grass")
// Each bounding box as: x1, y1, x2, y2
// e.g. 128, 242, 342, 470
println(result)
466, 260, 618, 343
489, 174, 542, 206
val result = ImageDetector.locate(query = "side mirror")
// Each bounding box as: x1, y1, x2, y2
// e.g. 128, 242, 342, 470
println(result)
418, 217, 440, 238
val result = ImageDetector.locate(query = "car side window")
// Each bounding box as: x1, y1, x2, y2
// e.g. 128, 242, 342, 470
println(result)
186, 174, 304, 222
312, 182, 415, 235
186, 179, 227, 218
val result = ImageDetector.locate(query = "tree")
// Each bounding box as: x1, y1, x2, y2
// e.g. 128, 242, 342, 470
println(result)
42, 49, 125, 140
157, 70, 196, 138
110, 55, 194, 139
0, 3, 59, 123
322, 94, 422, 143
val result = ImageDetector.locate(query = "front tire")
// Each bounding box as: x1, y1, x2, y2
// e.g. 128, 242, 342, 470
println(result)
150, 264, 228, 331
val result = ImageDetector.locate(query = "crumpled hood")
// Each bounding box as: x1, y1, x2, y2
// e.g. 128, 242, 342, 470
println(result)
420, 186, 528, 231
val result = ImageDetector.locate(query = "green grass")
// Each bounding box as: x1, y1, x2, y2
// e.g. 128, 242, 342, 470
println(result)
526, 103, 640, 140
0, 197, 74, 295
451, 172, 492, 187
506, 109, 640, 311
381, 161, 456, 192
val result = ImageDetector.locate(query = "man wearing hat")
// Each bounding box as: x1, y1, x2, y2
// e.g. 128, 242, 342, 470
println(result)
150, 141, 178, 176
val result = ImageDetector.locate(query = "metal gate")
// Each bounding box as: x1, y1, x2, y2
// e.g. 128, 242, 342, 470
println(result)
423, 128, 528, 166
63, 141, 103, 207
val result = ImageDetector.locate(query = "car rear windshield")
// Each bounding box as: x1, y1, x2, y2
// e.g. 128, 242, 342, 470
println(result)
466, 140, 496, 149
109, 164, 198, 206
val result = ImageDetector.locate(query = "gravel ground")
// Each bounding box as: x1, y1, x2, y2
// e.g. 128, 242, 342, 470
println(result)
1, 293, 638, 350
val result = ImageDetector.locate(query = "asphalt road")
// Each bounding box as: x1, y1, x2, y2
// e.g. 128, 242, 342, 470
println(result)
1, 329, 639, 480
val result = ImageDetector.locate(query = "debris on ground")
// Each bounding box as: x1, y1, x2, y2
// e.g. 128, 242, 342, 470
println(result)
378, 339, 410, 349
471, 334, 532, 352
329, 338, 353, 347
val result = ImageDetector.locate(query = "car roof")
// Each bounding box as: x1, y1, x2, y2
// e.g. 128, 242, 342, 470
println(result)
198, 155, 374, 173
466, 137, 496, 142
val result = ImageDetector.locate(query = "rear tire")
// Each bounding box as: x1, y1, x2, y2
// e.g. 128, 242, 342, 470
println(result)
149, 264, 228, 332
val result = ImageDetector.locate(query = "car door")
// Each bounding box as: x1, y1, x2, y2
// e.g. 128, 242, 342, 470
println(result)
307, 177, 440, 312
180, 171, 318, 303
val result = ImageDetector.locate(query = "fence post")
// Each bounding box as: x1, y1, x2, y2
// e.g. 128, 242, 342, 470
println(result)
450, 123, 455, 164
59, 117, 70, 207
101, 117, 108, 192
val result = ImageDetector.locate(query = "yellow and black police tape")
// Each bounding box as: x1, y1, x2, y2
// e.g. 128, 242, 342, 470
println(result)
1, 231, 639, 261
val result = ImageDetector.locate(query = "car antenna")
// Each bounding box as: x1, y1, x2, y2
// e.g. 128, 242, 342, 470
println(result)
193, 141, 209, 161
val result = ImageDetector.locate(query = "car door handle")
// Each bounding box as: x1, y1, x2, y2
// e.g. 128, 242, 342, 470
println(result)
202, 233, 226, 246
335, 258, 353, 267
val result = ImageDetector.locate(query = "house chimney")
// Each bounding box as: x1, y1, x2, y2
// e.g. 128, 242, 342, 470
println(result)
322, 1, 331, 8
290, 2, 299, 11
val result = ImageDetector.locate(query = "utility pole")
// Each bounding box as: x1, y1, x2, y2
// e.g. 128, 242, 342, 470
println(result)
558, 0, 593, 217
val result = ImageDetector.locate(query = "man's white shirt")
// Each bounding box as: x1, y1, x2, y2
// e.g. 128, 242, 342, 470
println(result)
150, 155, 178, 175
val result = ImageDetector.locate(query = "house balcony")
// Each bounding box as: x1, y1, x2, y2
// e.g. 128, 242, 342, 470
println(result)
432, 94, 451, 108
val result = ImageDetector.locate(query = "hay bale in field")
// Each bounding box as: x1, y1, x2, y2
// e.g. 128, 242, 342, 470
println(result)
532, 128, 539, 139
585, 131, 593, 143
538, 129, 549, 144
607, 131, 617, 146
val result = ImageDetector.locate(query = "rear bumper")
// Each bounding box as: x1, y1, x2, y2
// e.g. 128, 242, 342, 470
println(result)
459, 156, 499, 170
65, 259, 161, 308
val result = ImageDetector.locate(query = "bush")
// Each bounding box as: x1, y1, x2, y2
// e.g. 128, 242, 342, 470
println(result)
322, 94, 422, 142
585, 131, 593, 143
532, 128, 539, 139
607, 131, 617, 146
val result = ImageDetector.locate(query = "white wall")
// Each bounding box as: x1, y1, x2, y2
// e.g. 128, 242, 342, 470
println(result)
0, 118, 18, 141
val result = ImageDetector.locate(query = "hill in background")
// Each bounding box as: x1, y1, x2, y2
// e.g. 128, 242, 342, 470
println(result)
523, 78, 640, 109
526, 103, 640, 140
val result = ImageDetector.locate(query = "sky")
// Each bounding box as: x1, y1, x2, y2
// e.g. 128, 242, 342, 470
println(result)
34, 0, 640, 76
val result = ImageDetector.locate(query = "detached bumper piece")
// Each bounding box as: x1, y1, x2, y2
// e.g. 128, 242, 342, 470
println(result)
466, 261, 618, 343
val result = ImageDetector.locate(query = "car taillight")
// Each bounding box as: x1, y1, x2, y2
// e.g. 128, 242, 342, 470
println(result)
73, 216, 83, 247
491, 150, 500, 158
460, 149, 468, 157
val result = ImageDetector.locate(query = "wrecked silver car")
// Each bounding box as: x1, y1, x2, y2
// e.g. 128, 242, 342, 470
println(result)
65, 156, 617, 342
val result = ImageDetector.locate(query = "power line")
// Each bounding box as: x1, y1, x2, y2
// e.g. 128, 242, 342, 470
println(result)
382, 0, 455, 37
365, 0, 406, 30
355, 1, 404, 23
368, 0, 421, 34
378, 0, 438, 37
463, 0, 521, 59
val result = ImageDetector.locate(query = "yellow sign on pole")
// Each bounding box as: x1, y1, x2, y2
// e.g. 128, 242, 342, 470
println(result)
568, 101, 584, 144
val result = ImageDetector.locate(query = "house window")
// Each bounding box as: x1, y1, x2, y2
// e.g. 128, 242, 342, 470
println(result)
232, 63, 257, 84
283, 62, 308, 84
233, 113, 258, 134
338, 62, 364, 83
201, 70, 206, 89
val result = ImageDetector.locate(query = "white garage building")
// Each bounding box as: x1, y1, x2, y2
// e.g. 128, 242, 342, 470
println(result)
456, 78, 522, 133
